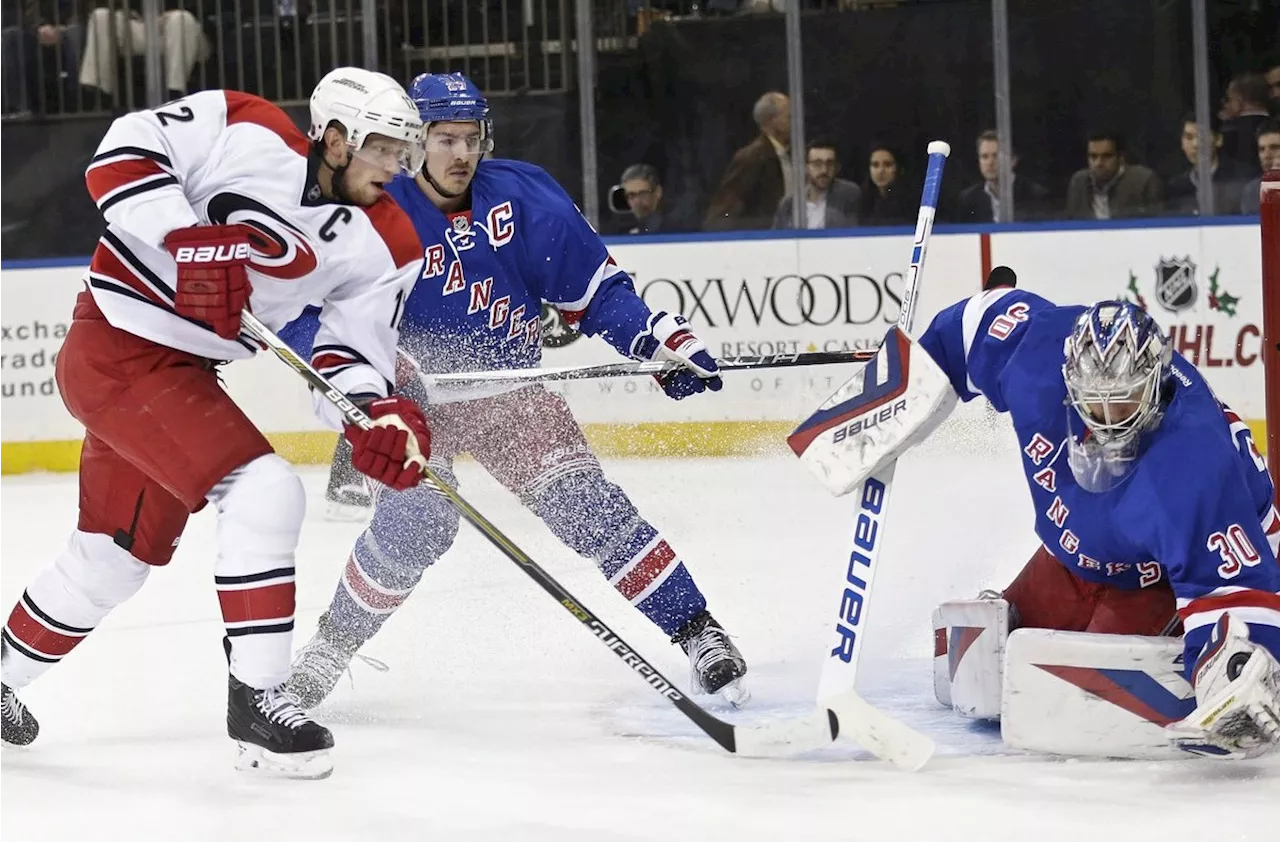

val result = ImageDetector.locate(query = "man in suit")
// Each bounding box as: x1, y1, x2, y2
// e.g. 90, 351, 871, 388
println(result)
1219, 72, 1273, 174
956, 130, 1049, 222
704, 91, 791, 231
773, 139, 860, 229
1065, 131, 1164, 220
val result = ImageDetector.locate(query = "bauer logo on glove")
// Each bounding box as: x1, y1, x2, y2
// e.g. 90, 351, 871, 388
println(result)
164, 224, 255, 340
172, 242, 253, 264
631, 311, 723, 400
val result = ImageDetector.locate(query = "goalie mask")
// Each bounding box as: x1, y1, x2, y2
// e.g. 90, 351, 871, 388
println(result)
1062, 300, 1171, 492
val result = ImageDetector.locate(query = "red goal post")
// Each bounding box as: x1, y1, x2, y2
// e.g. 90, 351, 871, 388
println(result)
1261, 171, 1280, 503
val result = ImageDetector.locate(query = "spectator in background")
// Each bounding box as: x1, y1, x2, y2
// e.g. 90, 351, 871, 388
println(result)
1065, 131, 1163, 220
858, 145, 916, 226
1166, 113, 1247, 216
1240, 118, 1280, 214
773, 139, 860, 230
1219, 72, 1273, 172
1267, 64, 1280, 113
704, 91, 791, 231
956, 130, 1049, 222
79, 1, 210, 106
608, 163, 695, 234
2, 1, 82, 115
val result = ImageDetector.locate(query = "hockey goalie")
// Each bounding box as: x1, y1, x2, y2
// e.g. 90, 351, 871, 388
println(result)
792, 269, 1280, 760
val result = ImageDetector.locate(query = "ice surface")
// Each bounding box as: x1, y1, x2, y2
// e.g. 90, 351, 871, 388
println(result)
3, 406, 1277, 841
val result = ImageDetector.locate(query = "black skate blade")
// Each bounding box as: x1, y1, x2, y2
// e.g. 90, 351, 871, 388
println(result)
234, 742, 333, 780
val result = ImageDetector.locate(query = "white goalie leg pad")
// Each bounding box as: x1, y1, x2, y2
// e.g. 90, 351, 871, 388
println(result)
1166, 613, 1280, 759
932, 598, 1008, 720
1002, 629, 1194, 759
788, 326, 958, 496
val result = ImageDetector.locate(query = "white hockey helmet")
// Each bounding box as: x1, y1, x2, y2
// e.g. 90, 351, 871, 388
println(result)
309, 67, 425, 175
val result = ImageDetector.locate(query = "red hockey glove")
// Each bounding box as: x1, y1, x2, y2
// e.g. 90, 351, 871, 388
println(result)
343, 396, 432, 491
164, 224, 253, 340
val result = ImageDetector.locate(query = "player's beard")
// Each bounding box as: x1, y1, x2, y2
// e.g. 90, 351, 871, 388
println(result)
322, 150, 360, 205
333, 164, 377, 206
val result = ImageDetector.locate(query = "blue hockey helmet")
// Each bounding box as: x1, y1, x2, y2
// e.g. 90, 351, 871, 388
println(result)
407, 72, 494, 152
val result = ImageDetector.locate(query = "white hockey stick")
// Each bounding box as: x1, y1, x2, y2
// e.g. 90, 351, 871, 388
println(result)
796, 141, 952, 707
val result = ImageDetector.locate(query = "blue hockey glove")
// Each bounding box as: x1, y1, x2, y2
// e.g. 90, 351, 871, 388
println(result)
631, 311, 723, 400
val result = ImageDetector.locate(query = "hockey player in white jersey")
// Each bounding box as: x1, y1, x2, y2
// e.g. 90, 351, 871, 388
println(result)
0, 69, 435, 779
280, 72, 751, 710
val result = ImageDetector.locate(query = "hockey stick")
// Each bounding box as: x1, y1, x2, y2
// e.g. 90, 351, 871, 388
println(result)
240, 311, 931, 767
421, 349, 876, 388
804, 142, 951, 704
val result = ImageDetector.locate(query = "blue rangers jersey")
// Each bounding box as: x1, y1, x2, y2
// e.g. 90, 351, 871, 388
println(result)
280, 158, 657, 392
385, 158, 652, 374
917, 287, 1280, 667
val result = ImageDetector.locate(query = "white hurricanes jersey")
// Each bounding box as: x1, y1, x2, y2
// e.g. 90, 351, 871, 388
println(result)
83, 90, 421, 418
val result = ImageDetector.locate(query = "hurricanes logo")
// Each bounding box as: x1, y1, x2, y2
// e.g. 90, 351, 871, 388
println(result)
206, 192, 319, 280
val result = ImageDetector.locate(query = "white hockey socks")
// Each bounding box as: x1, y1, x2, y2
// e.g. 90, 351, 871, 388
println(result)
209, 454, 305, 690
2, 530, 151, 688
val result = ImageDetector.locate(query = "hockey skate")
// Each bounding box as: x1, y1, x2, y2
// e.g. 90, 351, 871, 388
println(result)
287, 632, 356, 709
227, 674, 334, 779
2, 682, 38, 746
324, 438, 372, 522
672, 611, 750, 707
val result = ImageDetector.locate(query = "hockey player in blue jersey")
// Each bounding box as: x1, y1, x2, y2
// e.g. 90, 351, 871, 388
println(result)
281, 72, 750, 708
794, 269, 1279, 758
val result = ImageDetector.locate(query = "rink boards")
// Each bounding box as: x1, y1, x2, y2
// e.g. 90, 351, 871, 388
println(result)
0, 218, 1268, 473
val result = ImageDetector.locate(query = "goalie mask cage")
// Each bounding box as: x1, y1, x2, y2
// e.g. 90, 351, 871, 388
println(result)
1262, 171, 1280, 505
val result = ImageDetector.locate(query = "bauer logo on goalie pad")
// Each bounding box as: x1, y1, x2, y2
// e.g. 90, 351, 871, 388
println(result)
789, 327, 956, 497
788, 329, 912, 457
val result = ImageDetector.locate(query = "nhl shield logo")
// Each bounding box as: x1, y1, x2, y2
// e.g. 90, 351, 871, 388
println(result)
1154, 257, 1197, 313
